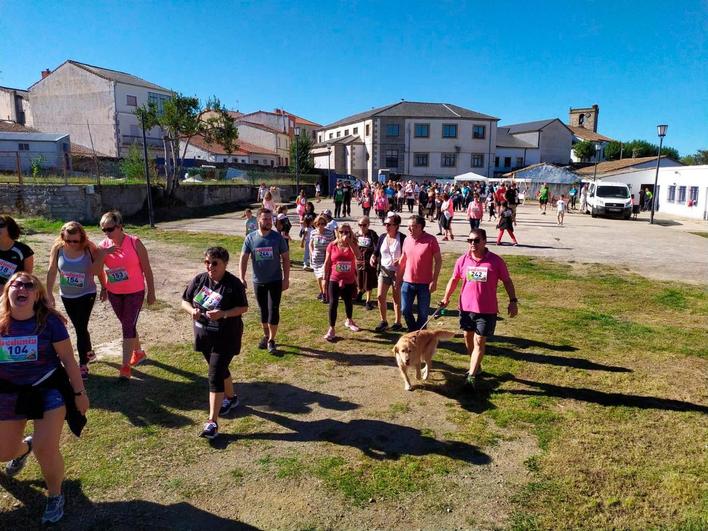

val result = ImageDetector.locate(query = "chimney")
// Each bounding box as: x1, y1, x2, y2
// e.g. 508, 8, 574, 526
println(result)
41, 69, 51, 79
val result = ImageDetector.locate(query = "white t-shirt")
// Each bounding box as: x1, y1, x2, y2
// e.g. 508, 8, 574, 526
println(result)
557, 199, 567, 212
380, 234, 403, 270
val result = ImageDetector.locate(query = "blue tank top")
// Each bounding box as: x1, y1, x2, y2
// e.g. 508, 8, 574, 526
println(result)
57, 248, 97, 298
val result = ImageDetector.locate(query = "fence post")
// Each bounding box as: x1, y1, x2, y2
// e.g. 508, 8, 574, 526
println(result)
15, 152, 23, 186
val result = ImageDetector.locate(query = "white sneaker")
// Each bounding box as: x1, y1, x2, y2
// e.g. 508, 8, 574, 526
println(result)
345, 320, 361, 332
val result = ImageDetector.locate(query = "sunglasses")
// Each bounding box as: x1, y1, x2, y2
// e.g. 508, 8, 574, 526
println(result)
358, 224, 368, 227
468, 238, 483, 244
101, 226, 118, 233
64, 239, 81, 244
204, 260, 221, 267
11, 280, 35, 290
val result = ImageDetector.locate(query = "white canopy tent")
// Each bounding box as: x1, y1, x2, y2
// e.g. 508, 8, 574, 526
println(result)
453, 171, 489, 183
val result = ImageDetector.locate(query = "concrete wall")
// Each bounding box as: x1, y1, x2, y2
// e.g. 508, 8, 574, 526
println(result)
30, 63, 118, 157
539, 121, 573, 165
0, 183, 315, 222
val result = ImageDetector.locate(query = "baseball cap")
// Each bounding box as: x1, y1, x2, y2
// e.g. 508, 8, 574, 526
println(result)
322, 209, 333, 217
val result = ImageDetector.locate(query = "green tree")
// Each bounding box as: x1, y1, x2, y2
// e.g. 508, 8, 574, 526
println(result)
136, 94, 238, 197
289, 132, 314, 175
572, 140, 597, 161
680, 149, 708, 165
120, 144, 157, 181
604, 141, 623, 161
604, 139, 679, 161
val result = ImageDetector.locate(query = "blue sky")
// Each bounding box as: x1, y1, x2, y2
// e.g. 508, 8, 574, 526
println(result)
1, 0, 706, 154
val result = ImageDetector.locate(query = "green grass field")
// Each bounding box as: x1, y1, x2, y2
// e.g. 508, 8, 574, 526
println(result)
2, 221, 707, 529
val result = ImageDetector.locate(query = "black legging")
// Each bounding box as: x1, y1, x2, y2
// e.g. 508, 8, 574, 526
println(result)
61, 293, 96, 365
343, 196, 352, 217
334, 201, 343, 218
254, 281, 282, 325
328, 281, 355, 326
201, 351, 234, 392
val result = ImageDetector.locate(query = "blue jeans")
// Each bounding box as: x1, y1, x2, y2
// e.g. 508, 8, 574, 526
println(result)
401, 281, 431, 332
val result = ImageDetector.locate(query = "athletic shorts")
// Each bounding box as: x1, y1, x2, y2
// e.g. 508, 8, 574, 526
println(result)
0, 389, 64, 421
459, 311, 497, 337
539, 198, 548, 205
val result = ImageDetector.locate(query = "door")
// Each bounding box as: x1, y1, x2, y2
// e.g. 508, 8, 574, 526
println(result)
704, 188, 708, 221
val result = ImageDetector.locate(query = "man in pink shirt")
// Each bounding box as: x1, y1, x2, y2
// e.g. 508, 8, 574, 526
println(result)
441, 228, 518, 390
396, 215, 442, 331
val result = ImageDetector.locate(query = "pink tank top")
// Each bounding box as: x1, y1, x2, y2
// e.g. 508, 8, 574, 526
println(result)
100, 234, 145, 294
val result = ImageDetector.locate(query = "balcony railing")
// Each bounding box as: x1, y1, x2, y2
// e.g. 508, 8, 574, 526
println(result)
122, 135, 163, 148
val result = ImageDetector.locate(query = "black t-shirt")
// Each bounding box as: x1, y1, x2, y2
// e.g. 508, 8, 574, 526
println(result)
182, 271, 248, 355
0, 241, 34, 286
505, 188, 519, 205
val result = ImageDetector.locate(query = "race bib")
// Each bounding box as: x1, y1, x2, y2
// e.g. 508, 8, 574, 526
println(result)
106, 267, 129, 283
357, 236, 371, 248
0, 336, 38, 363
193, 286, 223, 311
254, 246, 274, 262
0, 258, 18, 281
59, 271, 86, 288
335, 262, 352, 273
466, 266, 488, 282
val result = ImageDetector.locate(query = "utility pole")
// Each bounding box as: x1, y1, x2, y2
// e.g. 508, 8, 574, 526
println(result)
141, 112, 155, 228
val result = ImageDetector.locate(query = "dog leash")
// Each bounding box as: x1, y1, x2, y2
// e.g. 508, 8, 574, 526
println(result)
410, 303, 447, 344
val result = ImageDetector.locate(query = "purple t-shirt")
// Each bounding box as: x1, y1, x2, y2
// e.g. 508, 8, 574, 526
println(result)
0, 314, 69, 386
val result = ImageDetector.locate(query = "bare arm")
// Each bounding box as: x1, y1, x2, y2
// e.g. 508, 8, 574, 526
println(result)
23, 255, 34, 275
281, 251, 290, 291
441, 275, 460, 306
135, 239, 156, 305
430, 251, 442, 292
46, 245, 60, 306
55, 338, 89, 415
323, 249, 332, 283
239, 251, 250, 289
502, 277, 518, 317
395, 253, 407, 284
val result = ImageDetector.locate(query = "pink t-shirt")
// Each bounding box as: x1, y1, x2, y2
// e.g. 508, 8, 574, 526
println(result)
401, 232, 440, 284
100, 234, 145, 295
453, 250, 510, 314
467, 201, 483, 220
327, 242, 357, 284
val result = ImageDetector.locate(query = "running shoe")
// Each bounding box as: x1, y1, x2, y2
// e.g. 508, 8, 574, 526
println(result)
323, 331, 336, 342
366, 301, 376, 311
257, 336, 268, 349
86, 351, 97, 363
344, 320, 360, 332
119, 365, 131, 380
80, 364, 89, 381
464, 373, 478, 391
219, 395, 240, 416
316, 293, 323, 301
5, 435, 32, 477
374, 320, 388, 332
129, 349, 147, 366
200, 421, 219, 440
267, 340, 277, 354
41, 494, 65, 524
390, 322, 404, 331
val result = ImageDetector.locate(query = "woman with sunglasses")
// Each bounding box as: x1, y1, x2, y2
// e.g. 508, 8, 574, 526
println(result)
46, 222, 111, 380
0, 272, 89, 524
309, 214, 336, 303
322, 223, 362, 341
96, 211, 156, 380
0, 215, 34, 288
371, 213, 405, 332
182, 247, 248, 440
354, 216, 378, 310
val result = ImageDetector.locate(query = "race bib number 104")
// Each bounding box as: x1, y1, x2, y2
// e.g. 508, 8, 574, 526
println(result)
0, 336, 39, 363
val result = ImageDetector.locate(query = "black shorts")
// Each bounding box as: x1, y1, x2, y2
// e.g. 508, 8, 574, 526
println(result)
459, 311, 497, 337
539, 198, 548, 205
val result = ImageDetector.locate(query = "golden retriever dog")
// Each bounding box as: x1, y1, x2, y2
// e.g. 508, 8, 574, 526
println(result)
392, 329, 455, 391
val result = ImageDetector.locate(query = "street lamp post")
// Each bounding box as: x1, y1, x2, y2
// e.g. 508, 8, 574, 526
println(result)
650, 124, 668, 225
592, 143, 602, 181
294, 126, 301, 195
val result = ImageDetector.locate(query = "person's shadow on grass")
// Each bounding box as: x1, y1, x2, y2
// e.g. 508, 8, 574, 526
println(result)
0, 478, 258, 530
235, 406, 490, 465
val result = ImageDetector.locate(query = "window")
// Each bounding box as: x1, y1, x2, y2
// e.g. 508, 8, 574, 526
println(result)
689, 186, 699, 202
504, 157, 512, 167
668, 186, 676, 202
414, 123, 430, 137
223, 158, 227, 162
344, 129, 349, 136
270, 160, 275, 166
336, 131, 341, 138
318, 134, 323, 142
62, 143, 69, 153
414, 153, 429, 167
442, 124, 457, 138
253, 160, 258, 164
386, 124, 400, 137
18, 143, 29, 151
678, 186, 686, 203
516, 157, 524, 167
147, 92, 170, 114
471, 153, 484, 168
441, 153, 457, 167
472, 125, 486, 139
385, 149, 399, 167
329, 133, 333, 139
126, 95, 137, 107
495, 156, 500, 168
365, 124, 370, 136
353, 127, 358, 134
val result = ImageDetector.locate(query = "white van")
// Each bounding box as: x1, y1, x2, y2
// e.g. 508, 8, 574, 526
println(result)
586, 181, 632, 219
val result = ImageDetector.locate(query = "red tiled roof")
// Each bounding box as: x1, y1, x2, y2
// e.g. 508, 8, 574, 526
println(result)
0, 121, 36, 133
70, 142, 112, 158
568, 126, 615, 143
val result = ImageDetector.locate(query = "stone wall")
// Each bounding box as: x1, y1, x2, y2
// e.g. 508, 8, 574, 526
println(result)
1, 183, 315, 222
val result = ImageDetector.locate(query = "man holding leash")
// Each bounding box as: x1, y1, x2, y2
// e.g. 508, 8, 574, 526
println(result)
396, 215, 442, 332
440, 228, 518, 389
240, 208, 290, 355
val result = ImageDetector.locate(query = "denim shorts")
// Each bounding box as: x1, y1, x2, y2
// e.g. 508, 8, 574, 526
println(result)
0, 389, 65, 421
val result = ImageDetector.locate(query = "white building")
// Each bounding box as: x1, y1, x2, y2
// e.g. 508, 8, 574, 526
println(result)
234, 120, 290, 167
497, 118, 573, 167
494, 127, 539, 175
312, 101, 499, 182
0, 131, 71, 172
29, 60, 173, 158
0, 86, 32, 126
181, 135, 278, 166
